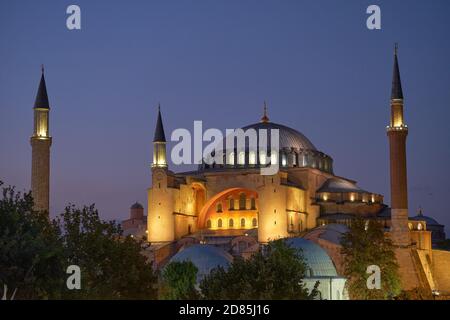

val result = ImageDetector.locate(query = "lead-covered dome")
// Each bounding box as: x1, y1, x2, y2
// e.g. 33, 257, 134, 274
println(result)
200, 119, 333, 174
168, 244, 233, 282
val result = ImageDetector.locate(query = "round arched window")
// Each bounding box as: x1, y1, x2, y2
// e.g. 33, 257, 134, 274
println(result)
218, 219, 223, 228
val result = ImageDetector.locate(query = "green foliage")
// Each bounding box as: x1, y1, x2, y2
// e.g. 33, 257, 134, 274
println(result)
57, 204, 157, 299
340, 218, 401, 300
200, 239, 318, 300
0, 181, 158, 299
160, 261, 199, 299
0, 182, 65, 299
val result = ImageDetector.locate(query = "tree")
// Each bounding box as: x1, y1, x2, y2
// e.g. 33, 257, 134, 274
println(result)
199, 239, 318, 299
340, 218, 401, 299
0, 181, 65, 299
57, 204, 157, 299
1, 180, 158, 299
160, 261, 199, 299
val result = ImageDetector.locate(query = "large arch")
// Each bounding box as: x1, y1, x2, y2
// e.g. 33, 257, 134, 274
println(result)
197, 187, 258, 230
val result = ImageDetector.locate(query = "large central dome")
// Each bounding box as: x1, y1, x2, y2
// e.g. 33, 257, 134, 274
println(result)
241, 121, 317, 151
199, 113, 333, 174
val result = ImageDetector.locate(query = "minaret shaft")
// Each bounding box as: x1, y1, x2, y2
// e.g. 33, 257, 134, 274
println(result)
387, 46, 410, 246
30, 69, 52, 213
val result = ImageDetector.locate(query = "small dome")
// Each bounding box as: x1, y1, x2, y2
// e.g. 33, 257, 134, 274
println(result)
317, 178, 366, 193
130, 202, 143, 209
286, 238, 338, 277
168, 244, 233, 282
410, 214, 442, 226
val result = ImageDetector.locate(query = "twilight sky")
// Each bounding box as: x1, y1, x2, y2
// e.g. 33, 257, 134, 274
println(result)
0, 0, 449, 234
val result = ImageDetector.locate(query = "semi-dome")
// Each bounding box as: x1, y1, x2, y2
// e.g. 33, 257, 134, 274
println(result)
200, 117, 333, 173
286, 238, 338, 277
168, 244, 233, 282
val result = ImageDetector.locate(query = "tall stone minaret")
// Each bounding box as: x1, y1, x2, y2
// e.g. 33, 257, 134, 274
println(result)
30, 66, 52, 213
148, 105, 175, 242
387, 45, 410, 246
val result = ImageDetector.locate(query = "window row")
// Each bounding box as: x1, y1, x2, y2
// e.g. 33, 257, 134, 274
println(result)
206, 218, 258, 229
216, 194, 256, 212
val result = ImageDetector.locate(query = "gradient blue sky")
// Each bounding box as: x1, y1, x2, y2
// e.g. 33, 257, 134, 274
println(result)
1, 0, 449, 233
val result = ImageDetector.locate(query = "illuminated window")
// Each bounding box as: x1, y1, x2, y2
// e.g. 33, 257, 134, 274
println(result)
229, 198, 235, 210
322, 194, 328, 201
206, 219, 212, 228
238, 151, 245, 165
417, 223, 423, 231
218, 219, 223, 228
228, 152, 235, 165
252, 218, 257, 227
216, 202, 222, 213
229, 219, 234, 228
270, 152, 278, 165
240, 218, 246, 228
259, 152, 267, 165
281, 154, 287, 167
249, 151, 256, 165
239, 193, 246, 210
350, 194, 355, 202
250, 197, 256, 210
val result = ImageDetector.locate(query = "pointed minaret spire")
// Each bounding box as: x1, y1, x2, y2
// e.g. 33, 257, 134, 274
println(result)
153, 103, 166, 142
260, 101, 269, 123
34, 65, 50, 109
152, 104, 167, 168
391, 43, 404, 100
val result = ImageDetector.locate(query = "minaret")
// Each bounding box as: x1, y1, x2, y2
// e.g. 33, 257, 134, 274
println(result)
148, 105, 175, 242
387, 45, 410, 246
152, 104, 167, 168
30, 66, 52, 213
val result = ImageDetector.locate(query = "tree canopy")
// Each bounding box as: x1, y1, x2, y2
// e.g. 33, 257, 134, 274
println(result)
340, 218, 401, 300
0, 181, 157, 299
199, 239, 318, 300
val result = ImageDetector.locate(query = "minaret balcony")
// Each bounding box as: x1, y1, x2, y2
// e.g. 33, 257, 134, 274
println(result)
386, 124, 408, 132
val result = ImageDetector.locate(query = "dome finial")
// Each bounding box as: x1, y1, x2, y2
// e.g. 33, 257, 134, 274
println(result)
261, 100, 269, 123
418, 206, 423, 216
41, 64, 44, 74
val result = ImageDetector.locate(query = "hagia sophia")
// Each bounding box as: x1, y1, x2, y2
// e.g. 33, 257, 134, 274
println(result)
30, 48, 450, 299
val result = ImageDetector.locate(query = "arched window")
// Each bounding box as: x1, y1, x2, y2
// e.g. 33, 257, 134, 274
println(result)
229, 198, 235, 210
259, 152, 267, 165
218, 219, 223, 228
270, 152, 278, 165
281, 153, 287, 167
291, 152, 297, 167
238, 151, 245, 165
250, 197, 256, 210
216, 202, 222, 213
252, 218, 257, 227
229, 219, 234, 228
240, 218, 245, 228
249, 151, 256, 165
206, 219, 212, 228
228, 152, 235, 165
417, 223, 423, 231
239, 193, 246, 210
